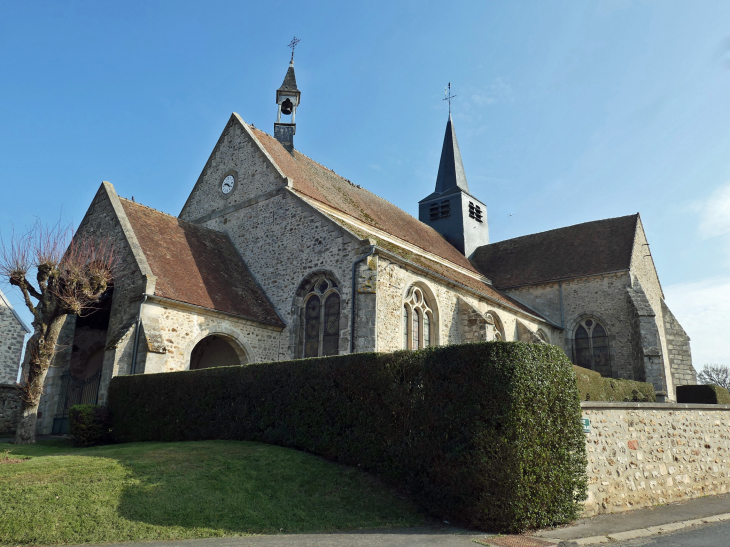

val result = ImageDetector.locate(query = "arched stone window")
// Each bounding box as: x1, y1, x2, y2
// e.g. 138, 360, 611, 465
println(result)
302, 276, 341, 357
574, 318, 610, 376
536, 329, 549, 344
402, 285, 435, 350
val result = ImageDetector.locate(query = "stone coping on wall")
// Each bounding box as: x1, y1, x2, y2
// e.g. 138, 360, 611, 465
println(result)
581, 401, 730, 411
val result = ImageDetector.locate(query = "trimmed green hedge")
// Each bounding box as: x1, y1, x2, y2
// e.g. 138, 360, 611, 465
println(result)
68, 404, 111, 446
108, 342, 587, 532
573, 366, 656, 402
676, 384, 730, 404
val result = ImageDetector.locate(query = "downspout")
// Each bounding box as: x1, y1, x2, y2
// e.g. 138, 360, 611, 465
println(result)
558, 281, 565, 328
130, 294, 147, 375
350, 245, 376, 353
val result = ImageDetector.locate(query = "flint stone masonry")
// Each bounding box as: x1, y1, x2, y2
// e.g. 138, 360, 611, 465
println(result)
0, 384, 21, 434
582, 402, 730, 517
0, 289, 28, 384
374, 256, 557, 352
505, 272, 633, 376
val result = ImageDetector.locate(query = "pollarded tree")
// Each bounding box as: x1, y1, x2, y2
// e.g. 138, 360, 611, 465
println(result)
0, 223, 115, 444
697, 364, 730, 390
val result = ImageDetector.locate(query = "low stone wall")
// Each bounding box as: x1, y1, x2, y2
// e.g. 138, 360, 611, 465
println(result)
0, 383, 21, 434
583, 402, 730, 517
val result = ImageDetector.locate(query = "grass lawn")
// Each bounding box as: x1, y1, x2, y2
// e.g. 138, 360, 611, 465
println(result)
0, 439, 426, 546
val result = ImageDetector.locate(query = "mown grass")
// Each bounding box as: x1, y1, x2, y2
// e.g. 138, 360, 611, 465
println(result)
0, 440, 426, 546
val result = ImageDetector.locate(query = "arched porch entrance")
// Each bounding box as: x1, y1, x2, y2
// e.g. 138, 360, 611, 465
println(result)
189, 335, 248, 370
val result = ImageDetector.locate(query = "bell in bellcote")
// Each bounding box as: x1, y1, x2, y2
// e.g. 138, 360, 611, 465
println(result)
281, 98, 294, 115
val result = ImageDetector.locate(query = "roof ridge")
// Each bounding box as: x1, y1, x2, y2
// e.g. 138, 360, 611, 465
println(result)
487, 213, 640, 247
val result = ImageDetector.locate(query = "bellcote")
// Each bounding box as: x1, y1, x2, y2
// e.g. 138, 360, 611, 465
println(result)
418, 114, 489, 258
274, 52, 300, 153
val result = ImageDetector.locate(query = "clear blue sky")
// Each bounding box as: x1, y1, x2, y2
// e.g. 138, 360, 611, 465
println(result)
1, 1, 729, 366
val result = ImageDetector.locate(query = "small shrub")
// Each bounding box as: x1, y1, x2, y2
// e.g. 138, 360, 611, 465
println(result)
68, 404, 111, 446
108, 342, 586, 532
573, 366, 655, 402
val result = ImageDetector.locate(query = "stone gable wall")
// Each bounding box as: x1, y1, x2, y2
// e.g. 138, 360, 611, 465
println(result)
180, 119, 286, 223
198, 190, 364, 359
630, 220, 674, 398
583, 403, 730, 517
504, 272, 634, 378
0, 291, 26, 384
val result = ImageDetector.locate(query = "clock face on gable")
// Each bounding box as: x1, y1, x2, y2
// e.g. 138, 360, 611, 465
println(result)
221, 174, 235, 195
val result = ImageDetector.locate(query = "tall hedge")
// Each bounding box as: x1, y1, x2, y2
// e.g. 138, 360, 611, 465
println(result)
108, 342, 587, 532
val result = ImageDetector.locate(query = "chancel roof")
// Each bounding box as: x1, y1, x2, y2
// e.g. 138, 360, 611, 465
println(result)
120, 199, 284, 328
471, 214, 639, 289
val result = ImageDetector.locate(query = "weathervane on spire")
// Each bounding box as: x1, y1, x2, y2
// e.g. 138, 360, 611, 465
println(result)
288, 36, 301, 62
443, 82, 456, 115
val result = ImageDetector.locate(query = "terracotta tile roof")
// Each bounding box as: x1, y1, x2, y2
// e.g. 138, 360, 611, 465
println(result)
472, 215, 639, 289
249, 126, 481, 274
330, 216, 550, 322
120, 199, 284, 328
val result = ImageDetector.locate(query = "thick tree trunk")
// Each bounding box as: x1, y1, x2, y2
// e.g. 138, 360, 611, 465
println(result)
13, 315, 67, 444
14, 404, 40, 444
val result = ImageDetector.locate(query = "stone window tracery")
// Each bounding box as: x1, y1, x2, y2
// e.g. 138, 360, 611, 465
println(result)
574, 318, 610, 377
302, 276, 341, 358
402, 286, 435, 350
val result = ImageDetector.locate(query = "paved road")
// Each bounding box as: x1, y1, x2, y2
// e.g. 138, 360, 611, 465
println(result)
605, 519, 730, 546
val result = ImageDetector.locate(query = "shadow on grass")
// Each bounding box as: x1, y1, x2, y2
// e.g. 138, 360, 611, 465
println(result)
1, 439, 427, 544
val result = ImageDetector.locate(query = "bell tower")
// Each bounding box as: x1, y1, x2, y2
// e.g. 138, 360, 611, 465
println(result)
274, 37, 301, 153
418, 88, 489, 258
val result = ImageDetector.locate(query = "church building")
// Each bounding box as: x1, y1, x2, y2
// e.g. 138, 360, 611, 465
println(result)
36, 54, 696, 434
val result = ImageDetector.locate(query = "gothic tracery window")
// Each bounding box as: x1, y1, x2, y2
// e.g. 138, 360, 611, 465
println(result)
302, 276, 341, 357
574, 318, 610, 377
402, 286, 435, 350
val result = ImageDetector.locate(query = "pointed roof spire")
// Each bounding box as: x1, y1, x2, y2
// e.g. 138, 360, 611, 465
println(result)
434, 114, 469, 194
278, 61, 299, 93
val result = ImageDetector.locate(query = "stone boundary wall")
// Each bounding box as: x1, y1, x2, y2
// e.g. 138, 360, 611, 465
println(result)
582, 402, 730, 517
0, 384, 21, 435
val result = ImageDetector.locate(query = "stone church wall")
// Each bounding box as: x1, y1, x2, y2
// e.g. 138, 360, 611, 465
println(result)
179, 118, 368, 359
0, 290, 26, 384
134, 301, 281, 373
181, 118, 289, 224
505, 272, 635, 379
661, 300, 696, 389
629, 220, 675, 399
375, 256, 554, 352
196, 190, 363, 359
0, 384, 21, 434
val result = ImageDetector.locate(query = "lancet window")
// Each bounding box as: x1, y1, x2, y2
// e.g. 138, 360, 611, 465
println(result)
402, 286, 435, 350
574, 318, 610, 377
302, 277, 341, 358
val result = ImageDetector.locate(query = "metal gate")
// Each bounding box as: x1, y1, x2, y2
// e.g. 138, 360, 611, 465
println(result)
51, 369, 102, 434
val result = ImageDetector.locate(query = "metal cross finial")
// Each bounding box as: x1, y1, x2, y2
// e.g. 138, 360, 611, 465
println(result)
443, 82, 457, 115
288, 36, 301, 61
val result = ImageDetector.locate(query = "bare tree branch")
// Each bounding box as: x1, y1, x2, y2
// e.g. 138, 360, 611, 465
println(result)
697, 365, 730, 390
0, 220, 116, 444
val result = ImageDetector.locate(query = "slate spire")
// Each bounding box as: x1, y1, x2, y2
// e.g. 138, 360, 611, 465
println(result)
434, 114, 469, 195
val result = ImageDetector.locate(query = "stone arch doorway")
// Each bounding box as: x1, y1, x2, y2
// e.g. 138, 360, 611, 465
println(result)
190, 335, 248, 370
